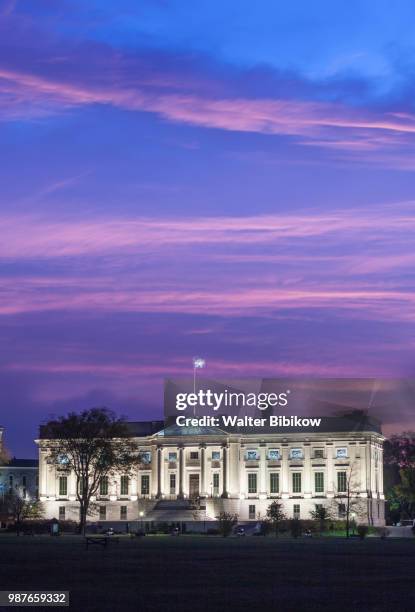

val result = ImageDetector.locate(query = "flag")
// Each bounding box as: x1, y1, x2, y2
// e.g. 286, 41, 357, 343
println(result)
193, 357, 205, 369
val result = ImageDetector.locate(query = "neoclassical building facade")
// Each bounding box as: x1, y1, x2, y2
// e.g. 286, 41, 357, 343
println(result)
36, 414, 385, 526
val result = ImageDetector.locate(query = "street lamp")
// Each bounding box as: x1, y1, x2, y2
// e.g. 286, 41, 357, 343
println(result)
139, 510, 144, 533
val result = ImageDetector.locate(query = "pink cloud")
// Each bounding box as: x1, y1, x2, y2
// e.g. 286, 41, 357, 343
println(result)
2, 357, 364, 378
2, 66, 415, 158
0, 204, 414, 324
0, 204, 414, 258
0, 272, 414, 322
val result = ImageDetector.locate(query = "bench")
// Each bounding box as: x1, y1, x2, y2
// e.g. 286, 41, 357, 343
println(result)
85, 536, 119, 549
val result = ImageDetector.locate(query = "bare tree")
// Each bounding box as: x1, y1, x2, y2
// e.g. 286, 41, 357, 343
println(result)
42, 408, 140, 535
333, 461, 367, 537
0, 492, 44, 535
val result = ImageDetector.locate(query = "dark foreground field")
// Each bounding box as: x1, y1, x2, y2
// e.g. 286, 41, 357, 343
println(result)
0, 535, 414, 612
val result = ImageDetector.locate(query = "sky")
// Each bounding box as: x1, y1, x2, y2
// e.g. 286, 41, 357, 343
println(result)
1, 0, 415, 456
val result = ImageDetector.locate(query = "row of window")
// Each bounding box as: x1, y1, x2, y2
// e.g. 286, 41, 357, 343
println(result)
0, 475, 34, 499
159, 447, 350, 463
246, 447, 349, 461
58, 505, 128, 521
57, 447, 350, 473
246, 471, 348, 494
58, 471, 349, 498
166, 450, 221, 462
58, 475, 151, 497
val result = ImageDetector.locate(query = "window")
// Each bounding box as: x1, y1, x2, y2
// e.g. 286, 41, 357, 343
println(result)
290, 448, 304, 460
169, 474, 176, 495
268, 449, 280, 461
9, 475, 13, 494
315, 503, 323, 511
120, 506, 127, 520
270, 473, 279, 494
168, 452, 177, 463
120, 475, 129, 496
337, 471, 347, 493
99, 506, 106, 520
23, 488, 27, 499
100, 476, 109, 496
59, 476, 67, 497
293, 504, 300, 519
212, 451, 220, 460
338, 503, 346, 518
139, 451, 151, 464
141, 475, 150, 496
249, 504, 256, 520
22, 476, 27, 487
314, 449, 324, 459
58, 506, 65, 520
190, 451, 199, 460
336, 447, 348, 459
58, 454, 69, 465
246, 450, 259, 461
248, 473, 257, 494
292, 472, 302, 493
213, 473, 220, 495
314, 472, 324, 493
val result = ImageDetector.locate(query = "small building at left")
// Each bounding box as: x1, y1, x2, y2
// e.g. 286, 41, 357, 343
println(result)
0, 426, 39, 528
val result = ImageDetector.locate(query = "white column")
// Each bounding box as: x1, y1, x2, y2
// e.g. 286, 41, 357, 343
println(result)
259, 445, 267, 497
221, 444, 228, 498
378, 443, 384, 498
229, 441, 240, 497
281, 446, 289, 498
39, 449, 48, 499
200, 444, 206, 496
130, 472, 138, 500
326, 443, 334, 496
150, 444, 158, 497
178, 445, 184, 498
359, 443, 367, 496
303, 444, 312, 497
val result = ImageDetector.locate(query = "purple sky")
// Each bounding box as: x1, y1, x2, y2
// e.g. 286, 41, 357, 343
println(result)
1, 1, 415, 456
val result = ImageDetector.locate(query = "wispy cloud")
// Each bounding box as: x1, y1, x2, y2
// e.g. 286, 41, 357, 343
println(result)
1, 204, 415, 257
0, 203, 414, 322
2, 65, 415, 154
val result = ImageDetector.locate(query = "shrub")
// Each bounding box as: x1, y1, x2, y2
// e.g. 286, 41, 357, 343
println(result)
258, 520, 272, 535
290, 518, 303, 538
357, 525, 369, 539
216, 512, 238, 537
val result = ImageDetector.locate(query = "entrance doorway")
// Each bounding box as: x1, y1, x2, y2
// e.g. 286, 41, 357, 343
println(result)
189, 474, 199, 499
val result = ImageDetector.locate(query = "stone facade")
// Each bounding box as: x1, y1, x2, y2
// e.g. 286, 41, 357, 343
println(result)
36, 416, 385, 526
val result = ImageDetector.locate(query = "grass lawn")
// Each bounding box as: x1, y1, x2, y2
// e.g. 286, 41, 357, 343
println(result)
0, 535, 414, 611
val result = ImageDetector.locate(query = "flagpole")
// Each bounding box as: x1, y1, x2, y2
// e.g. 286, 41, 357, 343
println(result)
193, 363, 196, 395
192, 357, 205, 417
